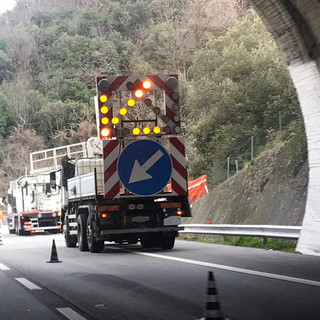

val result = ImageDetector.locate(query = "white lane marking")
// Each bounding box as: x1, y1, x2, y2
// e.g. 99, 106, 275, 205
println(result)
135, 251, 320, 287
15, 278, 42, 290
0, 263, 10, 271
57, 308, 87, 320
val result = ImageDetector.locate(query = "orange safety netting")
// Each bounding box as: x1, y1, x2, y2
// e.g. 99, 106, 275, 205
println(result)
167, 174, 209, 204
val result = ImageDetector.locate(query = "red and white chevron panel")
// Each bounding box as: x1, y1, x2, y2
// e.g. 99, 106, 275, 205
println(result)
103, 139, 120, 199
169, 137, 187, 195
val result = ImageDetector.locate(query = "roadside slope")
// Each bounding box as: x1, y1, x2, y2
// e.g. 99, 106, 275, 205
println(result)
186, 128, 308, 225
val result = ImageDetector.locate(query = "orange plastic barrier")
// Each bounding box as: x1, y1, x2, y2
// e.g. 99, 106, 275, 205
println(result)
167, 174, 209, 203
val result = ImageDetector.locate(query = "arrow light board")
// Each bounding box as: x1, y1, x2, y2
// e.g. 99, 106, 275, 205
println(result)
118, 140, 172, 196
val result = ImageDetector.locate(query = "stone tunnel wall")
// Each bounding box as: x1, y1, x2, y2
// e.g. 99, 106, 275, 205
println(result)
250, 0, 320, 255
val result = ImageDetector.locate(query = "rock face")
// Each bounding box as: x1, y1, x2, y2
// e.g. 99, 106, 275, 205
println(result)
185, 131, 308, 226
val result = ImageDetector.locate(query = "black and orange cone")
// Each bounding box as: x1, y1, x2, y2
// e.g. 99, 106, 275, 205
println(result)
47, 239, 62, 263
201, 271, 224, 320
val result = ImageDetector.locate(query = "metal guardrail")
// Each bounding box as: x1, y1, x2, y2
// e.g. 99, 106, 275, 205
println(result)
179, 224, 301, 240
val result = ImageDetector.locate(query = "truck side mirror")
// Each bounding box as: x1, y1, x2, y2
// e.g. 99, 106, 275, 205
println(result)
50, 172, 57, 189
7, 194, 13, 206
45, 183, 51, 195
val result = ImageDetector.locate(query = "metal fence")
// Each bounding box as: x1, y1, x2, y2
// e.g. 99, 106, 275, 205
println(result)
225, 109, 300, 179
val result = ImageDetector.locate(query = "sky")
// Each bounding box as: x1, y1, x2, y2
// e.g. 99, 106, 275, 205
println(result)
0, 0, 16, 14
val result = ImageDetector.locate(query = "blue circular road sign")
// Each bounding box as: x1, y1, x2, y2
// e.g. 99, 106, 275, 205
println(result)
118, 140, 172, 196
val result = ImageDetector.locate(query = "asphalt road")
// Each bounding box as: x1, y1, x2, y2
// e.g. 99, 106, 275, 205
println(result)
1, 225, 320, 320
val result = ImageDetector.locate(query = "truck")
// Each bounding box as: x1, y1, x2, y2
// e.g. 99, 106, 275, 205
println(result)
6, 142, 90, 235
7, 172, 63, 235
61, 74, 191, 252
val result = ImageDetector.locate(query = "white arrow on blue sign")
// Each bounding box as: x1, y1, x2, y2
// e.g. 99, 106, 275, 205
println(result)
118, 140, 172, 196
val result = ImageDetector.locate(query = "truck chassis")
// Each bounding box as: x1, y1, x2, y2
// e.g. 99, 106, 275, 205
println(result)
8, 211, 62, 235
63, 191, 189, 253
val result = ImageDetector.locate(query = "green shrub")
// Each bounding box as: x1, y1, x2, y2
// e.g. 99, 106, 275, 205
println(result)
179, 235, 297, 253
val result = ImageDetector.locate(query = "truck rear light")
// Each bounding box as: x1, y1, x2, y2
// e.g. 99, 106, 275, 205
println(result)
58, 225, 61, 230
57, 211, 62, 217
176, 210, 183, 215
24, 221, 32, 225
99, 213, 111, 219
97, 205, 119, 212
160, 202, 182, 209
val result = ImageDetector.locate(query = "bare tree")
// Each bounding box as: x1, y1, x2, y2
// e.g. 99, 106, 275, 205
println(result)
0, 126, 46, 193
55, 120, 96, 145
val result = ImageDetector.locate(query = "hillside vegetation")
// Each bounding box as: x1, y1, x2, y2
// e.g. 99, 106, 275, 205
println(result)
187, 121, 308, 226
0, 0, 303, 198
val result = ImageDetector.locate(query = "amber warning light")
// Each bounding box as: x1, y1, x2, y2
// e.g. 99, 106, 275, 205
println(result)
142, 80, 152, 89
134, 89, 144, 99
99, 94, 108, 103
101, 128, 111, 138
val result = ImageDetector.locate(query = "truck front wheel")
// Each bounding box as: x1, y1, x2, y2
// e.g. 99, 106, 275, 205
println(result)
86, 217, 104, 253
77, 214, 89, 251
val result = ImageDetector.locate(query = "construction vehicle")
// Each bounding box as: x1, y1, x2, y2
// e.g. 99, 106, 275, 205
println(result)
62, 74, 191, 252
7, 173, 62, 235
6, 142, 89, 235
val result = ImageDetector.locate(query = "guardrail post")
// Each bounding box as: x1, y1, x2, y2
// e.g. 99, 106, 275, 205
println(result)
222, 235, 227, 242
262, 237, 267, 245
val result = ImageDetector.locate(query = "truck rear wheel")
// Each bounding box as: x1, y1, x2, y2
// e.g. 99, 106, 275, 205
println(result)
64, 216, 77, 248
161, 236, 175, 249
77, 214, 89, 251
86, 217, 104, 253
8, 224, 15, 234
140, 235, 155, 249
15, 219, 23, 236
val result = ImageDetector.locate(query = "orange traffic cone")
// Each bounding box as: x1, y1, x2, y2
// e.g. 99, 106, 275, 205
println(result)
201, 271, 224, 320
47, 239, 62, 263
